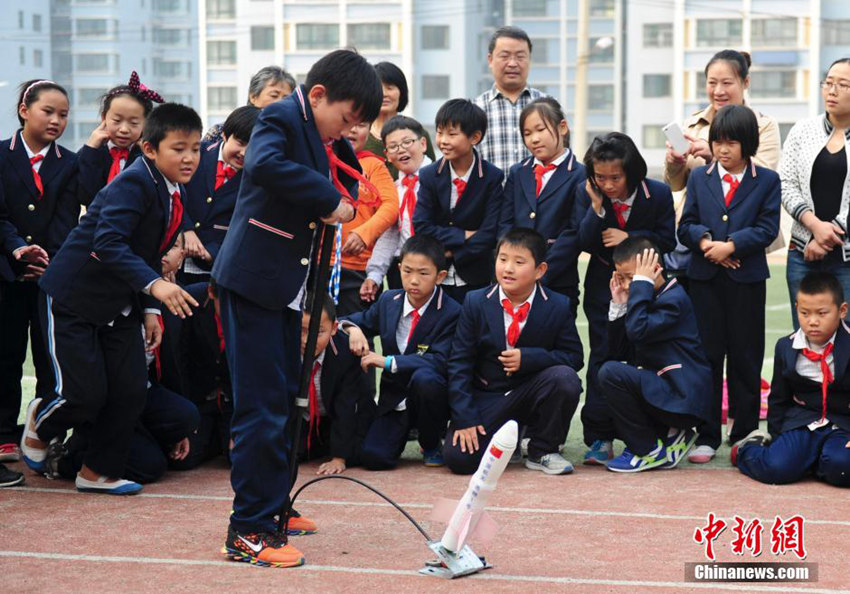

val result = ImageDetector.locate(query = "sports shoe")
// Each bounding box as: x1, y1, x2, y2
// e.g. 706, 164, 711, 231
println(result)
607, 440, 667, 473
20, 398, 47, 473
0, 443, 21, 462
730, 430, 771, 467
43, 440, 69, 480
75, 474, 143, 495
660, 428, 698, 469
224, 525, 305, 568
687, 444, 716, 464
0, 464, 24, 488
422, 447, 444, 467
525, 452, 574, 475
583, 440, 614, 465
285, 509, 318, 536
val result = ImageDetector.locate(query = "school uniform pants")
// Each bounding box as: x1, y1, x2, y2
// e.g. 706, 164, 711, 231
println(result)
442, 365, 581, 475
58, 382, 199, 483
219, 287, 301, 535
580, 268, 616, 445
598, 361, 702, 455
35, 294, 148, 478
360, 367, 449, 470
689, 275, 765, 449
0, 281, 53, 444
737, 425, 850, 487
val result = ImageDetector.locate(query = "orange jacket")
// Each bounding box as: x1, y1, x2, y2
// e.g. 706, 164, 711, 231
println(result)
340, 154, 398, 271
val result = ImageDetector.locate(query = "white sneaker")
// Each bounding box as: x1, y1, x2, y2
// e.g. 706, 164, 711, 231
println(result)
525, 452, 574, 475
687, 444, 716, 464
20, 398, 47, 472
75, 474, 143, 495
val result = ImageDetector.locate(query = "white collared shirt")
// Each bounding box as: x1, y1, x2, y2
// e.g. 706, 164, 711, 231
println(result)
716, 162, 744, 198
444, 158, 475, 287
21, 132, 49, 173
597, 187, 637, 223
395, 155, 432, 246
107, 140, 128, 173
791, 327, 836, 429
396, 288, 436, 355
499, 285, 536, 348
533, 149, 569, 194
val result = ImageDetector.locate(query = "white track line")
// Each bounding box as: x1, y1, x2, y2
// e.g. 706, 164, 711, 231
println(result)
0, 551, 842, 593
9, 486, 850, 527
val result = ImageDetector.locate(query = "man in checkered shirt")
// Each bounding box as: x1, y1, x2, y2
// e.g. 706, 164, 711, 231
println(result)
474, 26, 546, 178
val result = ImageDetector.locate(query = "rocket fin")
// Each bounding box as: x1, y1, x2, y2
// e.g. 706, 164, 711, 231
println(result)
430, 498, 458, 523
468, 511, 499, 544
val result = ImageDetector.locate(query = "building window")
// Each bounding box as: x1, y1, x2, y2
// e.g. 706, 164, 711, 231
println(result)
590, 0, 615, 17
19, 11, 24, 29
19, 46, 25, 65
348, 24, 391, 51
421, 25, 449, 50
155, 0, 182, 12
33, 49, 43, 68
750, 70, 796, 99
78, 88, 107, 107
209, 87, 238, 111
154, 28, 182, 45
588, 85, 614, 110
589, 37, 615, 63
33, 14, 42, 32
76, 19, 109, 38
696, 19, 743, 47
643, 125, 667, 149
207, 0, 235, 19
643, 23, 672, 48
422, 75, 450, 100
77, 54, 110, 72
643, 74, 671, 98
513, 0, 546, 17
822, 20, 850, 45
207, 41, 237, 66
77, 122, 100, 141
751, 18, 797, 47
154, 60, 183, 78
531, 38, 549, 64
251, 26, 275, 51
54, 53, 72, 73
296, 24, 339, 50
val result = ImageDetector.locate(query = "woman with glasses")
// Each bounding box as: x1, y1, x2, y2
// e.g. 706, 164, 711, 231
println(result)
364, 62, 436, 179
781, 58, 850, 326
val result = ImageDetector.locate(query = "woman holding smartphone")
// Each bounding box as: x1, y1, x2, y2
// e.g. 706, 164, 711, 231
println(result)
662, 49, 782, 284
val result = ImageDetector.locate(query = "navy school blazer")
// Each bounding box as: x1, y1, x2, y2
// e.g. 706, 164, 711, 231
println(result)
318, 331, 374, 460
499, 152, 587, 294
342, 286, 461, 413
412, 150, 504, 287
0, 132, 79, 281
677, 161, 780, 283
576, 177, 676, 298
0, 185, 27, 277
606, 277, 712, 422
212, 85, 360, 310
767, 322, 850, 436
39, 156, 181, 325
76, 143, 143, 207
182, 140, 242, 268
447, 283, 584, 428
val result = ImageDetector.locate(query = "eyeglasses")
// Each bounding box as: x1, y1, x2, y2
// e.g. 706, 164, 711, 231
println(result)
385, 137, 418, 154
820, 81, 850, 93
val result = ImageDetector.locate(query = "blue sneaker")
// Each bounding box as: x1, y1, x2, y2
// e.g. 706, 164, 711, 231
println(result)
606, 440, 667, 473
583, 440, 614, 465
660, 428, 698, 469
422, 447, 444, 467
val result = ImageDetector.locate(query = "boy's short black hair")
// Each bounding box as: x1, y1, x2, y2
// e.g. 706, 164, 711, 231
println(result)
142, 103, 203, 148
612, 236, 660, 265
584, 132, 647, 196
305, 49, 382, 123
488, 26, 533, 55
380, 115, 425, 144
708, 104, 760, 160
497, 227, 547, 267
435, 99, 487, 141
374, 62, 409, 113
304, 291, 337, 321
399, 234, 446, 272
798, 271, 845, 306
222, 105, 260, 143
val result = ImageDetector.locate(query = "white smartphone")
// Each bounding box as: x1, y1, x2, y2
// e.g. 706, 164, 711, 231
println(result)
662, 121, 690, 155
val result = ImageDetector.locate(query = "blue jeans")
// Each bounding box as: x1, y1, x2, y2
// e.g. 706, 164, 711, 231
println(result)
786, 248, 850, 329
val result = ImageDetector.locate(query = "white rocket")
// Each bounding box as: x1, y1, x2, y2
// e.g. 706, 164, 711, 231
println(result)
431, 420, 518, 553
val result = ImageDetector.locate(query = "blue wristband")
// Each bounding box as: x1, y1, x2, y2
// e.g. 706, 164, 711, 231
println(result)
385, 356, 393, 372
